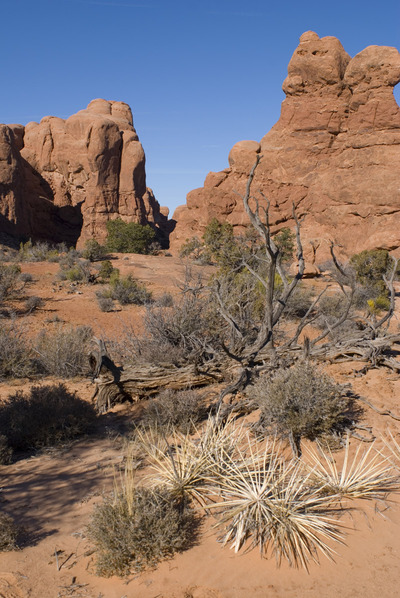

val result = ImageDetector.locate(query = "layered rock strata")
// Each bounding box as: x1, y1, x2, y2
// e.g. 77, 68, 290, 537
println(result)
0, 99, 168, 246
171, 32, 400, 266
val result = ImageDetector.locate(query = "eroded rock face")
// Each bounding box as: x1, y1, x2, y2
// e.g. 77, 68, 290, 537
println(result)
0, 99, 168, 246
171, 32, 400, 267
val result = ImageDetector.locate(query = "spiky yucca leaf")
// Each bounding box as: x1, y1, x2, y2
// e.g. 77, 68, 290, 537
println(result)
207, 437, 343, 570
305, 439, 398, 501
381, 430, 400, 470
140, 428, 213, 505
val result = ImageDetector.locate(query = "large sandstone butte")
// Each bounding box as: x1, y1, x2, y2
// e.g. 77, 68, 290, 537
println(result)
0, 99, 169, 247
171, 32, 400, 267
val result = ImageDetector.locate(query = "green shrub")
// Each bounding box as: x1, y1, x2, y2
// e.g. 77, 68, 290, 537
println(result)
35, 324, 92, 377
350, 249, 390, 296
179, 237, 204, 261
0, 512, 20, 551
87, 486, 197, 577
367, 294, 391, 314
81, 239, 107, 262
0, 383, 96, 454
254, 362, 353, 456
62, 259, 94, 284
97, 260, 115, 281
142, 389, 206, 434
105, 219, 156, 254
274, 227, 295, 263
110, 274, 152, 305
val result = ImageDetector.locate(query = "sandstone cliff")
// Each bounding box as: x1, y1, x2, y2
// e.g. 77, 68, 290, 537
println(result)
0, 99, 169, 247
171, 32, 400, 267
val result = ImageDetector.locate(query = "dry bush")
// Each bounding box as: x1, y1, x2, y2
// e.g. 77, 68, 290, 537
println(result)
34, 324, 92, 377
0, 434, 13, 465
0, 264, 22, 301
253, 362, 355, 456
282, 283, 314, 319
87, 485, 198, 577
18, 240, 62, 262
0, 512, 20, 551
110, 274, 152, 305
95, 293, 115, 312
156, 292, 174, 307
0, 383, 96, 458
141, 389, 206, 434
19, 272, 33, 283
0, 321, 36, 380
25, 295, 44, 313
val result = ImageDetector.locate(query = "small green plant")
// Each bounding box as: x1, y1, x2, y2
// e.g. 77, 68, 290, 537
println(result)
350, 249, 390, 297
105, 219, 156, 254
110, 274, 152, 305
367, 295, 391, 314
62, 259, 94, 284
87, 485, 198, 577
0, 383, 96, 456
274, 227, 295, 263
254, 362, 353, 456
97, 260, 115, 281
81, 239, 107, 262
179, 237, 204, 261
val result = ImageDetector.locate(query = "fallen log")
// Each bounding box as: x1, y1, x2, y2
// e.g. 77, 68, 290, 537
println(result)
90, 339, 224, 413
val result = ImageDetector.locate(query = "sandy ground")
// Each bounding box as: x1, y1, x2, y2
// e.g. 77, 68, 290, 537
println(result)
1, 254, 400, 598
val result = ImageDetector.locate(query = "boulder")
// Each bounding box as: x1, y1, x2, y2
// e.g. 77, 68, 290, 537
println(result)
170, 32, 400, 267
0, 99, 168, 247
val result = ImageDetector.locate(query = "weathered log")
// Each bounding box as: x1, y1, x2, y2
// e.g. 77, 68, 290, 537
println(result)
90, 330, 400, 413
90, 340, 225, 413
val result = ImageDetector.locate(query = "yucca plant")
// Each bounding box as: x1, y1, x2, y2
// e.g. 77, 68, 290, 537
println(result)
381, 430, 400, 470
138, 428, 212, 506
304, 438, 398, 501
207, 437, 343, 570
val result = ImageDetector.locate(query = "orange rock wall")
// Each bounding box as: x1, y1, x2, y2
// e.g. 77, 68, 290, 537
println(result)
171, 32, 400, 267
0, 99, 168, 246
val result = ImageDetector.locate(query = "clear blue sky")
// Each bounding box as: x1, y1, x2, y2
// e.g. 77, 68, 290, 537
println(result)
1, 0, 399, 216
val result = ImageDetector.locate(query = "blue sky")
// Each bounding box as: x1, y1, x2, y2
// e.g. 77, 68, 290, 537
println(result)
1, 0, 399, 216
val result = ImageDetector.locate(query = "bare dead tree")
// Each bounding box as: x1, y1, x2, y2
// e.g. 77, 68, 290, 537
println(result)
215, 154, 305, 403
91, 156, 400, 413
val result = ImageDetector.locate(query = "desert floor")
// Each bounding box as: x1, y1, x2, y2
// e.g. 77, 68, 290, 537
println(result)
1, 253, 400, 598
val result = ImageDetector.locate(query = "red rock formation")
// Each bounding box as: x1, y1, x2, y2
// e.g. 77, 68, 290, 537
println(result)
171, 32, 400, 267
0, 99, 168, 246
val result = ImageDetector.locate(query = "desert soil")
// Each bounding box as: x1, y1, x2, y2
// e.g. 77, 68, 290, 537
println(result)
1, 253, 400, 598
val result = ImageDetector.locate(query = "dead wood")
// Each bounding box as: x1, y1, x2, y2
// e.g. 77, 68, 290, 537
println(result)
90, 339, 224, 413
